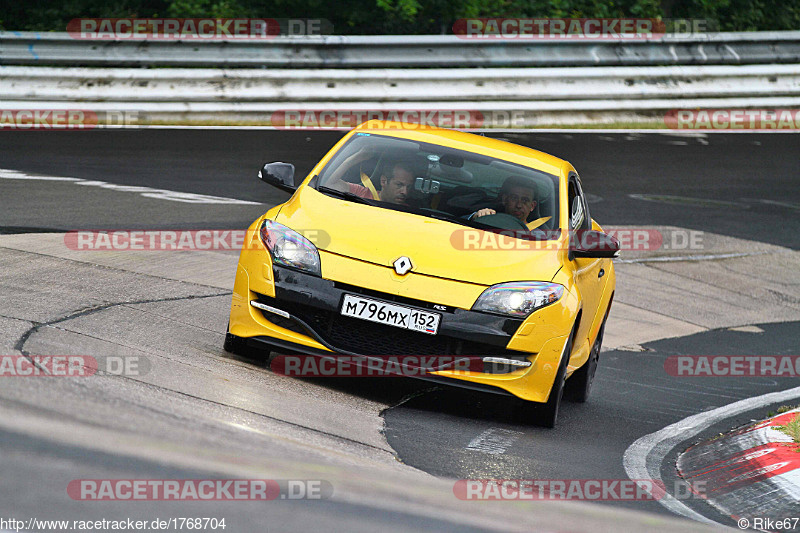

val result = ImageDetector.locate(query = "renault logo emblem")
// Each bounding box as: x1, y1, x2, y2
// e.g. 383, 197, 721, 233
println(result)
393, 256, 413, 276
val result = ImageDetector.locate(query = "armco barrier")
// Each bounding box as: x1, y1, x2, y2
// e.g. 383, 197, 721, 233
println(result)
1, 31, 799, 126
2, 31, 800, 67
2, 65, 799, 102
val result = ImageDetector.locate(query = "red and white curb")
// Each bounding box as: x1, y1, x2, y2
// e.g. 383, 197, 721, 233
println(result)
677, 409, 800, 528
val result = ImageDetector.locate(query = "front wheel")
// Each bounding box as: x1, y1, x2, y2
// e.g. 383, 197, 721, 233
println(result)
223, 330, 244, 354
223, 322, 269, 360
514, 328, 573, 428
565, 316, 606, 403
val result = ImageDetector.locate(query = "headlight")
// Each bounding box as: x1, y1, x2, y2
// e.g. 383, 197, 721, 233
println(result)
259, 219, 321, 276
472, 282, 564, 318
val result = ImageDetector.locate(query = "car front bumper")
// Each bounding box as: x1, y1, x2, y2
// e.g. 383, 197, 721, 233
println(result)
229, 231, 577, 402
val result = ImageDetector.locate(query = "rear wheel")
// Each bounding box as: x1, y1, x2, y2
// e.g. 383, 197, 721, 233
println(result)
565, 316, 606, 403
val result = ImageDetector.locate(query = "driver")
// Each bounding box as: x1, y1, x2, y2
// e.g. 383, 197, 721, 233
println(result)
326, 148, 415, 206
469, 175, 537, 223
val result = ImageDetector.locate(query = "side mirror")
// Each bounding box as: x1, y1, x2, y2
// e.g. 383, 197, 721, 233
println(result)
570, 230, 620, 259
258, 162, 296, 193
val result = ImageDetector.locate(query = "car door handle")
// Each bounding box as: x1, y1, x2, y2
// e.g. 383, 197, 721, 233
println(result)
598, 268, 605, 278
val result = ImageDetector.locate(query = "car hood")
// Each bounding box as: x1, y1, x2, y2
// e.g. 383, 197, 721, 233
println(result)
276, 187, 564, 287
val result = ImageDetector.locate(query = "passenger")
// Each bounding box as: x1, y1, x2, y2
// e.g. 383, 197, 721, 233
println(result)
327, 148, 415, 206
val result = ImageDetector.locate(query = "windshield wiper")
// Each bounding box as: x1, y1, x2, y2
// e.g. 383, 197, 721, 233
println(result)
318, 186, 376, 205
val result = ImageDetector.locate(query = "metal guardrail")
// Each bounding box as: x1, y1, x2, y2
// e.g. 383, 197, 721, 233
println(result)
2, 31, 800, 67
1, 32, 798, 126
3, 65, 799, 102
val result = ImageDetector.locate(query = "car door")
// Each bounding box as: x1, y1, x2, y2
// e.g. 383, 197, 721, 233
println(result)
568, 173, 604, 349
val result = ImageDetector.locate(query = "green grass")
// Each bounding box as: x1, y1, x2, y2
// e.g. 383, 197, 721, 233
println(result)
767, 405, 800, 417
778, 415, 800, 444
769, 406, 800, 447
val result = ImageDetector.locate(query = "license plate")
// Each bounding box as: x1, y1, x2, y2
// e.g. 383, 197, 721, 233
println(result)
341, 294, 440, 335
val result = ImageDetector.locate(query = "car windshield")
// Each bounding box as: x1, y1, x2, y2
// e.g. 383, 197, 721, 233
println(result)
315, 133, 560, 234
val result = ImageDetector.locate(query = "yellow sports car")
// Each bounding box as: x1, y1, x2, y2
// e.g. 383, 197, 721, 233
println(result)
225, 121, 618, 427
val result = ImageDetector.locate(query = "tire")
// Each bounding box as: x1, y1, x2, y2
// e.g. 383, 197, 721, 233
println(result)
223, 322, 269, 359
223, 330, 244, 354
565, 317, 606, 403
514, 327, 574, 428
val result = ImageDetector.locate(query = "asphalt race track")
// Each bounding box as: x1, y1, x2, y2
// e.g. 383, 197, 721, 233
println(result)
1, 129, 798, 532
384, 321, 800, 523
2, 130, 799, 247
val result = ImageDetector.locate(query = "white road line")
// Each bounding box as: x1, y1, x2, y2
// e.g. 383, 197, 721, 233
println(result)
759, 199, 800, 212
617, 251, 769, 263
727, 325, 765, 333
628, 193, 749, 208
623, 385, 800, 525
466, 428, 522, 455
0, 168, 262, 205
657, 131, 709, 138
0, 169, 80, 181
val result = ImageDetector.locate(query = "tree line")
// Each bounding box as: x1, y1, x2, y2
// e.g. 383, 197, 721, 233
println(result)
2, 0, 798, 33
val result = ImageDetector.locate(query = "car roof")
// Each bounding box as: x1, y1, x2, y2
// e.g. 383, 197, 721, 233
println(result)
355, 120, 568, 178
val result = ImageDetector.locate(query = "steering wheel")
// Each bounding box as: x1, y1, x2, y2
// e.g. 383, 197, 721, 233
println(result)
474, 213, 529, 231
